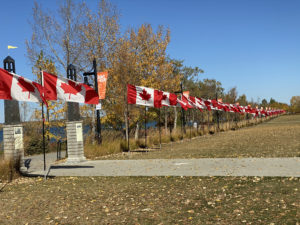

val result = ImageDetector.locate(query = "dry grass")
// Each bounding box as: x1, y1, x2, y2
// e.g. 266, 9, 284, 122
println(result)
101, 115, 300, 160
84, 116, 274, 159
0, 156, 20, 183
0, 176, 298, 224
0, 115, 298, 224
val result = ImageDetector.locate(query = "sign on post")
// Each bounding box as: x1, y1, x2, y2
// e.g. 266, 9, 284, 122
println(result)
97, 72, 108, 99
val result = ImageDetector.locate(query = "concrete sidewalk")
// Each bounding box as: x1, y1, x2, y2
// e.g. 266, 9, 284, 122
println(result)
23, 154, 300, 177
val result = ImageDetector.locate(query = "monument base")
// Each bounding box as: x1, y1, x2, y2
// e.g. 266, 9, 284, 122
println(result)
3, 124, 26, 171
65, 121, 86, 164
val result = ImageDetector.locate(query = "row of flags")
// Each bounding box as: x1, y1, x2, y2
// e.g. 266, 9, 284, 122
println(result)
0, 66, 285, 117
127, 84, 285, 116
0, 68, 99, 106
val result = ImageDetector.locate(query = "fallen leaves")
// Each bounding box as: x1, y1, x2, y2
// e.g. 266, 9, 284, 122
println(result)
0, 176, 299, 224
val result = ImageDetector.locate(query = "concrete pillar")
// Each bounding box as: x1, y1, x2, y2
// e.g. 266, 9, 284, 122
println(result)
66, 121, 86, 164
3, 124, 26, 171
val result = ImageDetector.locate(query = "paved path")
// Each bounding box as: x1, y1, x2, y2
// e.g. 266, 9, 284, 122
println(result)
24, 153, 300, 177
23, 151, 66, 174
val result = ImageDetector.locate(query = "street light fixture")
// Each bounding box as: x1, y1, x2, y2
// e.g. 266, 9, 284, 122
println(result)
83, 59, 102, 144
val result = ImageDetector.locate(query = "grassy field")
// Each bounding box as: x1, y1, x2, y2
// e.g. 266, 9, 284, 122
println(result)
0, 115, 299, 224
0, 176, 299, 224
101, 114, 300, 160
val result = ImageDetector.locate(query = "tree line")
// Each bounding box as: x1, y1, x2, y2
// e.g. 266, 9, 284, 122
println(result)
24, 0, 298, 135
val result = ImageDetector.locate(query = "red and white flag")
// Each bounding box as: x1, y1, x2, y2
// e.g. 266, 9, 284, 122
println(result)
161, 91, 177, 107
0, 68, 47, 106
43, 71, 99, 104
176, 98, 189, 110
127, 84, 165, 108
187, 96, 204, 112
195, 97, 207, 110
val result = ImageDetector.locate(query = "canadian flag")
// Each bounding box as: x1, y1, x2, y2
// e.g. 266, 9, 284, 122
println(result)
204, 99, 214, 111
181, 94, 193, 109
127, 84, 165, 108
0, 68, 47, 106
161, 91, 177, 107
195, 97, 207, 110
43, 71, 99, 104
187, 96, 204, 112
176, 98, 189, 110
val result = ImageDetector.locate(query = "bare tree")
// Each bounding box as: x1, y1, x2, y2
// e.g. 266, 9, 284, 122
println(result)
27, 0, 88, 75
81, 0, 120, 71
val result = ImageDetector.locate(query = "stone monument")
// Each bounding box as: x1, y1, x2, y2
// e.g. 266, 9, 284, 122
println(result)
2, 56, 26, 171
65, 64, 86, 163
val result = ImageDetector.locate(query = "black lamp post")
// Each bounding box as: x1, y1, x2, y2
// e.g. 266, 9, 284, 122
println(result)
3, 56, 15, 73
67, 64, 80, 121
3, 56, 20, 124
83, 59, 102, 144
67, 64, 77, 81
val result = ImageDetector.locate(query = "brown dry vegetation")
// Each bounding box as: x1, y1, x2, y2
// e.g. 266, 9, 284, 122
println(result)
84, 116, 271, 159
101, 114, 300, 160
0, 157, 20, 183
0, 176, 299, 224
0, 115, 299, 224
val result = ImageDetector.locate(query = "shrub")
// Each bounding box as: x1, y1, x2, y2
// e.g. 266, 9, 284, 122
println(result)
24, 135, 50, 155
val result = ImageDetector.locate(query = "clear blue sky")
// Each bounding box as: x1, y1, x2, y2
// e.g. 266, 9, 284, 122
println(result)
0, 0, 299, 122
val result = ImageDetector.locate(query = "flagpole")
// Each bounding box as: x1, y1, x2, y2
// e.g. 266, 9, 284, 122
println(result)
40, 70, 46, 172
158, 108, 161, 149
189, 109, 192, 139
144, 106, 147, 148
126, 89, 130, 152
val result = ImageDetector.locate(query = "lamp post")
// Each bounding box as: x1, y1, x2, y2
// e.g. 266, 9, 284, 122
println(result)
83, 59, 102, 144
67, 64, 80, 121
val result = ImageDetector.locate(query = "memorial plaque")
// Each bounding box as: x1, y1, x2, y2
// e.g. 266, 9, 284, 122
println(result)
14, 126, 23, 149
76, 123, 83, 142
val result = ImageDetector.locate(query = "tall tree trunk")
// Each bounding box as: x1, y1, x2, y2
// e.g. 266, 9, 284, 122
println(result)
208, 112, 210, 131
173, 107, 177, 130
135, 123, 139, 140
124, 99, 129, 143
164, 108, 168, 134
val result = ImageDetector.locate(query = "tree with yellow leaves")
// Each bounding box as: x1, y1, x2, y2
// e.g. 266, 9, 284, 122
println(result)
33, 51, 66, 141
106, 24, 181, 143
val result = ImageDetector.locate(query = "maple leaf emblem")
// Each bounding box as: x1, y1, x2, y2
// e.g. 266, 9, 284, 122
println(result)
17, 77, 35, 99
156, 90, 166, 101
61, 80, 82, 99
139, 89, 151, 101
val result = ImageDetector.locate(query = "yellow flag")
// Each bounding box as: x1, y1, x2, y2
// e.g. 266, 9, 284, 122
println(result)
8, 45, 18, 49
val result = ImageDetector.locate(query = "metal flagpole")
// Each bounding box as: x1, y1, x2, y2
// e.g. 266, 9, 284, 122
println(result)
189, 109, 192, 139
144, 106, 147, 148
40, 70, 46, 172
127, 96, 130, 152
